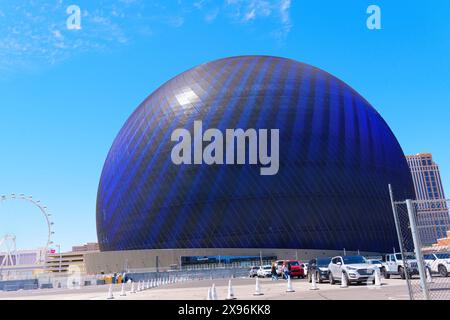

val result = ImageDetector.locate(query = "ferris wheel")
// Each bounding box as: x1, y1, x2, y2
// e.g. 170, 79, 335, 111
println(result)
0, 193, 55, 265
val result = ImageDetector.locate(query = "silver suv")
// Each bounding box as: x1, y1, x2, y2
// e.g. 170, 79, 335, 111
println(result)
328, 256, 376, 285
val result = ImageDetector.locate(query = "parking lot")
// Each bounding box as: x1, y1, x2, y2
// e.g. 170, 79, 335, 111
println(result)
0, 276, 420, 300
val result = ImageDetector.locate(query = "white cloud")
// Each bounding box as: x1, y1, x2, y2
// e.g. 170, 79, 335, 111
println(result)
0, 0, 293, 74
204, 8, 220, 23
221, 0, 293, 39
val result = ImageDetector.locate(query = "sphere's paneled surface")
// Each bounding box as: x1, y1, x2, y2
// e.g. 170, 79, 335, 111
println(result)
97, 56, 415, 253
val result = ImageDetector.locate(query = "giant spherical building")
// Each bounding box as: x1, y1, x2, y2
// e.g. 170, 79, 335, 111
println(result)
97, 55, 415, 253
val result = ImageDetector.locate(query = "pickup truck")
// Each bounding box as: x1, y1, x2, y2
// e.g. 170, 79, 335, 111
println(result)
424, 253, 450, 277
381, 253, 419, 279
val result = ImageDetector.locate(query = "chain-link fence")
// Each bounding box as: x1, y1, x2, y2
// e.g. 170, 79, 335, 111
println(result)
391, 193, 450, 300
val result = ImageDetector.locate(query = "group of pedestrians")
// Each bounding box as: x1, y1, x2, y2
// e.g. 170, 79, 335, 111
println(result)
270, 262, 291, 281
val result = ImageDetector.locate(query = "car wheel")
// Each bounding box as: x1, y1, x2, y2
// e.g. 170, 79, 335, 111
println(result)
343, 272, 350, 285
318, 272, 324, 284
439, 265, 448, 277
399, 267, 406, 280
381, 268, 390, 279
329, 272, 335, 285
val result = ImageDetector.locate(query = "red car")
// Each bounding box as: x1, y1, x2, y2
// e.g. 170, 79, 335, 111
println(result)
284, 260, 305, 279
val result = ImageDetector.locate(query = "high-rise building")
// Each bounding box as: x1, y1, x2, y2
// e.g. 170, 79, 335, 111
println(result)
406, 153, 449, 245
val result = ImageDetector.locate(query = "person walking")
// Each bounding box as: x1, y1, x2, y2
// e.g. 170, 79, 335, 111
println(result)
283, 263, 289, 280
271, 263, 278, 281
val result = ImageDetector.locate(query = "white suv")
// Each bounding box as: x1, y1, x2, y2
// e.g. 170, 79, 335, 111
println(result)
257, 265, 272, 278
424, 253, 450, 277
328, 256, 376, 285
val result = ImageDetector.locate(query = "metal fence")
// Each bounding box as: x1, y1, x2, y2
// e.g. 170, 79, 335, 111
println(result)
0, 266, 252, 292
124, 266, 251, 283
391, 193, 450, 300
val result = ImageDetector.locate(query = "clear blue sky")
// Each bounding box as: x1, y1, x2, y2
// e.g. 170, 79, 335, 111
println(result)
0, 0, 449, 251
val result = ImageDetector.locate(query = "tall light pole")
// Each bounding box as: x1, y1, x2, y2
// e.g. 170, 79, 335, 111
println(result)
56, 244, 62, 273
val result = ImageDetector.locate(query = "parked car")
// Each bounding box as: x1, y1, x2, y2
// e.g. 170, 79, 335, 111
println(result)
249, 266, 259, 278
381, 253, 418, 279
276, 260, 305, 278
285, 260, 305, 279
328, 255, 376, 285
366, 259, 384, 271
424, 252, 450, 277
257, 265, 273, 278
308, 257, 331, 283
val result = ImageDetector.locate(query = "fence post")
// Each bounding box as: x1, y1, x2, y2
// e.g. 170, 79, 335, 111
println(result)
389, 184, 414, 299
406, 199, 430, 300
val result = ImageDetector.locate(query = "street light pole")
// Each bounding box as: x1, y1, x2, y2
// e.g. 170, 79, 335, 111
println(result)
57, 245, 62, 273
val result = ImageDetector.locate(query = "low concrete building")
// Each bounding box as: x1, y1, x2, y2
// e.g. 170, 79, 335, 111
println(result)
83, 248, 377, 275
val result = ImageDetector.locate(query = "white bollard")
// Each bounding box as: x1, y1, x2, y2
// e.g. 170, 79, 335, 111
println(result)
107, 284, 114, 300
120, 282, 127, 296
211, 283, 218, 300
207, 287, 213, 300
286, 275, 295, 292
146, 280, 150, 289
253, 277, 264, 296
310, 272, 319, 290
225, 279, 236, 300
426, 267, 433, 283
374, 268, 382, 287
130, 281, 136, 294
340, 272, 348, 288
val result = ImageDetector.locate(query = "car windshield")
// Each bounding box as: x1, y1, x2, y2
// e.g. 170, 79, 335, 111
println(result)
370, 260, 382, 264
342, 256, 366, 264
436, 253, 450, 259
396, 254, 415, 260
289, 261, 299, 266
317, 258, 331, 267
263, 266, 271, 270
252, 267, 258, 270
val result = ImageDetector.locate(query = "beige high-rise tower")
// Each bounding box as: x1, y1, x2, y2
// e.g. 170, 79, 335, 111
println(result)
406, 153, 449, 245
